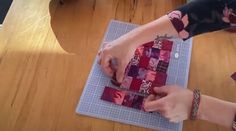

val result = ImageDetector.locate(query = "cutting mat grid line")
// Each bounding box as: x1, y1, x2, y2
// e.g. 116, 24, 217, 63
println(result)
76, 20, 192, 131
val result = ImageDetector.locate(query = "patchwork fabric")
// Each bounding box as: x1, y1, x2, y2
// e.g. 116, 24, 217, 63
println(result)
120, 39, 173, 94
101, 39, 173, 111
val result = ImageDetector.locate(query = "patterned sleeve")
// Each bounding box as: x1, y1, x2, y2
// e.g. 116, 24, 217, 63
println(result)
167, 0, 236, 40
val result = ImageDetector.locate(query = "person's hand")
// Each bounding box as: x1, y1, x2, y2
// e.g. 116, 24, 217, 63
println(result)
98, 39, 137, 83
144, 85, 193, 123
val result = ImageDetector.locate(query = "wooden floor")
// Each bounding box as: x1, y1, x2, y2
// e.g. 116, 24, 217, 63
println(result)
0, 0, 236, 131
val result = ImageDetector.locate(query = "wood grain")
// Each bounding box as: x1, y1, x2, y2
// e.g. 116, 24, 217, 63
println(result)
0, 0, 235, 131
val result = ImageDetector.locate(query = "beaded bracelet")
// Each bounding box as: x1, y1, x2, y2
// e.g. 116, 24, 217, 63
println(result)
190, 89, 201, 120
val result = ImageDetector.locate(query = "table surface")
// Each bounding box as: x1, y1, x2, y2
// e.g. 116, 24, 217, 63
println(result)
0, 0, 235, 131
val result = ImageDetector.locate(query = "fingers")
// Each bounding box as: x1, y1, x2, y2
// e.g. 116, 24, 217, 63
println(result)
100, 52, 114, 77
98, 42, 130, 82
144, 96, 165, 112
153, 86, 170, 95
98, 43, 116, 77
115, 62, 126, 83
144, 86, 186, 123
145, 94, 156, 102
144, 86, 172, 112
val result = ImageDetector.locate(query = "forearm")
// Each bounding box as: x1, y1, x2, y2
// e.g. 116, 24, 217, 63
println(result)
198, 95, 236, 128
114, 15, 178, 49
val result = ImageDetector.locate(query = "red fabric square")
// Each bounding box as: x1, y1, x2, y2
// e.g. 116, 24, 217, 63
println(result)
127, 65, 139, 77
161, 39, 173, 51
129, 95, 144, 110
150, 48, 160, 58
122, 93, 134, 107
159, 50, 171, 63
122, 93, 144, 110
101, 87, 126, 105
154, 72, 167, 86
145, 70, 157, 81
130, 78, 142, 91
156, 60, 169, 73
142, 41, 154, 48
139, 56, 150, 68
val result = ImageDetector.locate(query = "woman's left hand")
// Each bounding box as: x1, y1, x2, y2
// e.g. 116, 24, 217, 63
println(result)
143, 85, 193, 123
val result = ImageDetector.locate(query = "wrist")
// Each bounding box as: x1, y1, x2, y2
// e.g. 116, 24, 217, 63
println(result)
196, 95, 236, 128
190, 89, 201, 120
124, 27, 146, 48
196, 94, 205, 120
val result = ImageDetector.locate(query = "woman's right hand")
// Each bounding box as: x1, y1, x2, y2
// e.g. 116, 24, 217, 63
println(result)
98, 38, 137, 83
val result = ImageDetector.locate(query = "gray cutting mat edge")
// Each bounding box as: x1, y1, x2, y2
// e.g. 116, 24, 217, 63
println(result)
76, 20, 192, 131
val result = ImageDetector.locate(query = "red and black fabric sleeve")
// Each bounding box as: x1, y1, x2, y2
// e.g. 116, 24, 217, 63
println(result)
233, 114, 236, 131
167, 0, 236, 40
